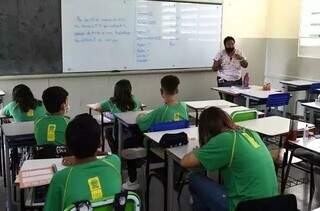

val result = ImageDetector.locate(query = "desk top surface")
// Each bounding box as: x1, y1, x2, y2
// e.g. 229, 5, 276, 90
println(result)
280, 80, 315, 87
2, 121, 34, 137
236, 116, 313, 136
184, 100, 237, 110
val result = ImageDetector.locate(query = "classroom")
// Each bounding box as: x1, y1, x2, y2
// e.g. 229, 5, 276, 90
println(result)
0, 0, 320, 210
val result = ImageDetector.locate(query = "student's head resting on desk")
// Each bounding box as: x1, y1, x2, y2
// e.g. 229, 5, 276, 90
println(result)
63, 113, 101, 166
198, 106, 238, 146
42, 86, 69, 115
181, 107, 278, 211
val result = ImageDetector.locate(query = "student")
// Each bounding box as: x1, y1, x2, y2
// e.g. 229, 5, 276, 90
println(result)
1, 84, 45, 122
122, 75, 188, 190
181, 107, 278, 211
34, 86, 69, 146
88, 79, 142, 153
88, 79, 142, 114
44, 114, 121, 211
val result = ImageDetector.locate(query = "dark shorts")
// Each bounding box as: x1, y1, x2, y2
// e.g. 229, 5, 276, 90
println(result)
217, 76, 242, 87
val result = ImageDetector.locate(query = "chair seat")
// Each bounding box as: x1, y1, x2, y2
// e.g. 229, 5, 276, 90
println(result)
293, 148, 320, 166
121, 148, 147, 160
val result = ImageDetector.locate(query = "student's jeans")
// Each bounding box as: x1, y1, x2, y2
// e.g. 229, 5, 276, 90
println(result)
122, 126, 144, 182
189, 172, 228, 211
217, 76, 242, 102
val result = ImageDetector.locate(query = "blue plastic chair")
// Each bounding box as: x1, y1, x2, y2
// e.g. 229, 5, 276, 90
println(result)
295, 82, 320, 114
265, 93, 291, 117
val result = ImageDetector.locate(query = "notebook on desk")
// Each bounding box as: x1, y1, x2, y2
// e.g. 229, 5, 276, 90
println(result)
18, 164, 57, 188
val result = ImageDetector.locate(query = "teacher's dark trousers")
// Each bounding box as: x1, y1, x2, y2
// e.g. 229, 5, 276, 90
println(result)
217, 77, 242, 102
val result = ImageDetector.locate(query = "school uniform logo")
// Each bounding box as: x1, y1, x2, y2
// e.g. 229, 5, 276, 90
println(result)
47, 124, 56, 142
174, 113, 180, 121
26, 109, 34, 117
88, 177, 103, 200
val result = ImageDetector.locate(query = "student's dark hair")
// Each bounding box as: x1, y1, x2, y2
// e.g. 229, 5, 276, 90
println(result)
42, 86, 68, 113
161, 75, 180, 95
110, 79, 135, 112
223, 36, 235, 45
65, 113, 101, 159
12, 84, 42, 113
198, 107, 238, 146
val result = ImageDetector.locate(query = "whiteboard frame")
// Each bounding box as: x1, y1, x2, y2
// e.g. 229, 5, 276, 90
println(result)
61, 0, 223, 73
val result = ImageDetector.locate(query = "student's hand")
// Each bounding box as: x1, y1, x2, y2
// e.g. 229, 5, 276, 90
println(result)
234, 54, 243, 61
62, 156, 76, 166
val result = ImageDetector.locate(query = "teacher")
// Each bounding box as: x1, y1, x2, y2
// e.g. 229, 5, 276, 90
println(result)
213, 36, 248, 100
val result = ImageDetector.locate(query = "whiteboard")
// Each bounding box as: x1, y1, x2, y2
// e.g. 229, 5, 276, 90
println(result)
62, 0, 222, 73
298, 0, 320, 58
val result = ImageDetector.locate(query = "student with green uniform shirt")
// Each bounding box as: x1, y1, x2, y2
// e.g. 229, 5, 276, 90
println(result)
34, 86, 70, 145
87, 79, 142, 152
44, 114, 121, 211
122, 75, 188, 191
181, 107, 278, 211
0, 84, 45, 122
87, 79, 142, 114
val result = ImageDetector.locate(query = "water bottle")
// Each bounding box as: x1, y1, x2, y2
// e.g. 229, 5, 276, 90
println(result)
303, 124, 309, 140
243, 72, 249, 89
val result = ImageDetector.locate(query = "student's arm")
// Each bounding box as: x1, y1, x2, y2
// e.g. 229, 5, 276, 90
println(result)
181, 152, 201, 168
183, 133, 234, 171
136, 110, 157, 132
87, 103, 103, 112
1, 102, 13, 117
44, 174, 64, 211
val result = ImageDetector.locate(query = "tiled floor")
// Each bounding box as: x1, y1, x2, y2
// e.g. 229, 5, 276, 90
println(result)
0, 166, 319, 211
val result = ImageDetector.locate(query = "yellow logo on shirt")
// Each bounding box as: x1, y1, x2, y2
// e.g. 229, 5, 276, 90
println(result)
242, 132, 260, 148
47, 124, 56, 142
88, 177, 103, 200
174, 113, 180, 121
26, 109, 34, 117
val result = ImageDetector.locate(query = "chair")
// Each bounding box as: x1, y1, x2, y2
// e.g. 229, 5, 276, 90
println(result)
265, 93, 291, 117
64, 191, 141, 211
145, 120, 189, 211
283, 148, 320, 211
32, 144, 69, 159
236, 194, 299, 211
295, 83, 320, 116
230, 110, 258, 122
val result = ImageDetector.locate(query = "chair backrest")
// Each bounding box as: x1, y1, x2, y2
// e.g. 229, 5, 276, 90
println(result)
309, 83, 320, 95
64, 192, 141, 211
32, 144, 69, 159
266, 93, 291, 108
231, 110, 258, 122
236, 194, 298, 211
149, 119, 190, 132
